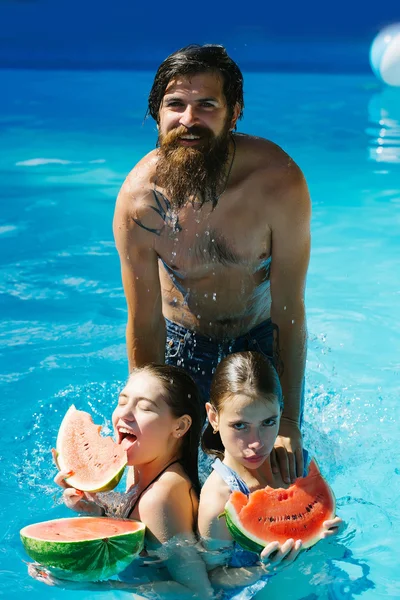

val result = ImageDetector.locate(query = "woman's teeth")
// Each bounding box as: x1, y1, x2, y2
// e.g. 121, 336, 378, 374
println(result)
118, 427, 137, 443
119, 427, 134, 435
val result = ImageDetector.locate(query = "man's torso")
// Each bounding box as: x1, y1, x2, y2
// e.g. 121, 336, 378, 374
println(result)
124, 134, 297, 340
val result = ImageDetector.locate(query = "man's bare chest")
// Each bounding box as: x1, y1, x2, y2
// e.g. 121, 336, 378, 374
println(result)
156, 217, 269, 279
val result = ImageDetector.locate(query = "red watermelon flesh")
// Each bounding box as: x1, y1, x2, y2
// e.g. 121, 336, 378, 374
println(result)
23, 517, 140, 541
224, 459, 336, 552
56, 405, 127, 492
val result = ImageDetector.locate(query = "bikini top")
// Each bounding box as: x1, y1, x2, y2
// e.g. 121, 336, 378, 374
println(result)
95, 458, 182, 520
211, 459, 261, 569
212, 459, 251, 496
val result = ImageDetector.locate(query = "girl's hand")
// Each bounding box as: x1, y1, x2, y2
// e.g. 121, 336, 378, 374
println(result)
27, 563, 112, 591
51, 449, 103, 515
320, 516, 343, 539
52, 448, 73, 490
260, 538, 302, 574
62, 487, 104, 515
28, 563, 61, 587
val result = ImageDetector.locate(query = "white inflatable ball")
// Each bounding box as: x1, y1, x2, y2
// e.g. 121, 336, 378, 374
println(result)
370, 23, 400, 86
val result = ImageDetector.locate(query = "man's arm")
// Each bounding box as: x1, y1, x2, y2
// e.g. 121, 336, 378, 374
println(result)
268, 164, 311, 483
113, 184, 166, 371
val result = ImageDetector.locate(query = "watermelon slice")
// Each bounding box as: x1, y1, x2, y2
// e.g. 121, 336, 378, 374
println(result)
224, 459, 336, 553
56, 405, 127, 492
20, 516, 145, 581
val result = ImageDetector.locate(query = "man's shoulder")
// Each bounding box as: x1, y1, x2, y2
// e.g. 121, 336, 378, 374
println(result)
114, 149, 166, 230
113, 149, 168, 247
236, 134, 308, 209
236, 133, 303, 183
117, 149, 158, 207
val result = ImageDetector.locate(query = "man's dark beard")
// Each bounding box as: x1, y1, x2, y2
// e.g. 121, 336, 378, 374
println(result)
156, 123, 232, 210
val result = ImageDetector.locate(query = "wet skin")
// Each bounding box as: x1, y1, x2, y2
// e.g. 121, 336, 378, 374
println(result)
113, 71, 311, 481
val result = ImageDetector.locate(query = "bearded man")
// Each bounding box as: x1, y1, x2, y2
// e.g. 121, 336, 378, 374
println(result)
113, 44, 311, 484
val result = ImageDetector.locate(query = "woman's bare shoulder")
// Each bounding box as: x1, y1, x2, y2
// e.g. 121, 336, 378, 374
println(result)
198, 472, 233, 540
138, 468, 194, 524
199, 471, 231, 515
136, 472, 196, 545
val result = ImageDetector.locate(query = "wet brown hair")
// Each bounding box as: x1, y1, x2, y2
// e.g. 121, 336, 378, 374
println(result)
147, 44, 244, 123
129, 364, 205, 495
201, 351, 283, 458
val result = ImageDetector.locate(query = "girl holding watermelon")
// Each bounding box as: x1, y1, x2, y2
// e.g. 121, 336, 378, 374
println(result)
29, 364, 215, 599
198, 351, 342, 597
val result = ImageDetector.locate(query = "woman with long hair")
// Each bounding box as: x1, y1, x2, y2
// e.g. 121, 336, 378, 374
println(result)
29, 364, 213, 599
199, 351, 341, 597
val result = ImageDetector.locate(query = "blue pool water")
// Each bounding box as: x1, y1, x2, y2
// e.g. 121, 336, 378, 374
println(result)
0, 69, 399, 599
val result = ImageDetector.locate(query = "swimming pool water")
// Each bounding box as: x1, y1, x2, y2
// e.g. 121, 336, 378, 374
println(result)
0, 69, 399, 599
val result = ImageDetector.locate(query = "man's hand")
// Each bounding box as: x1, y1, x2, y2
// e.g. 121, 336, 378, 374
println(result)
270, 418, 303, 484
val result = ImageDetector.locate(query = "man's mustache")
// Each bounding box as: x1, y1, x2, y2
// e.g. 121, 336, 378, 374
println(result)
160, 125, 214, 146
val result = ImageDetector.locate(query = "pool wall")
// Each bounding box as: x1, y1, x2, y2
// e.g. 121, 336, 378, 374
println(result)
1, 0, 400, 71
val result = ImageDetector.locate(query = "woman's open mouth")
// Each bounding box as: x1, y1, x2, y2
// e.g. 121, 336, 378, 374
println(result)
118, 427, 137, 450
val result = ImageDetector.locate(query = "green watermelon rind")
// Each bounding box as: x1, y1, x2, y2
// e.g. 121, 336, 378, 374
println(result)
224, 503, 264, 554
56, 405, 128, 493
20, 518, 146, 581
224, 461, 336, 553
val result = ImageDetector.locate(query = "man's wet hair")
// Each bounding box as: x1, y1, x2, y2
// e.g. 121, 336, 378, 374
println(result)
147, 44, 244, 123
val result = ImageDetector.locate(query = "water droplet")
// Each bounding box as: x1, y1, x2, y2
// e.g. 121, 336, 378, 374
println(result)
197, 314, 201, 319
291, 319, 295, 324
205, 230, 210, 236
172, 251, 177, 257
204, 293, 208, 298
211, 239, 215, 243
213, 293, 217, 301
284, 306, 287, 310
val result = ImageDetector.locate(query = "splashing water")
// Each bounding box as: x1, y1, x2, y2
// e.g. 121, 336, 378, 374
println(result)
1, 68, 399, 599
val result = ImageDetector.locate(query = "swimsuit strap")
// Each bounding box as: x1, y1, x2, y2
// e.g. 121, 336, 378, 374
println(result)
212, 458, 251, 495
128, 459, 182, 517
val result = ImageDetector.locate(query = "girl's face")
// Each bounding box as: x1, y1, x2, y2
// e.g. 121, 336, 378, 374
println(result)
208, 393, 281, 469
112, 371, 189, 466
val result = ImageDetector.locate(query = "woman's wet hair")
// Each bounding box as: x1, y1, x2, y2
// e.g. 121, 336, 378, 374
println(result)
129, 364, 205, 495
147, 44, 244, 123
202, 351, 283, 458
